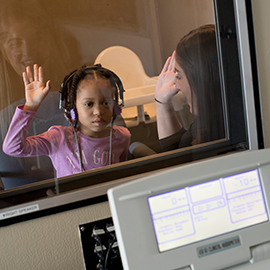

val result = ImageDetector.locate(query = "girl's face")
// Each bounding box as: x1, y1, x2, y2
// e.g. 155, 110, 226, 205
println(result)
174, 61, 197, 115
76, 78, 114, 138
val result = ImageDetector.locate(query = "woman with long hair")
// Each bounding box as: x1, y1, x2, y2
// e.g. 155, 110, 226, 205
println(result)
155, 24, 225, 151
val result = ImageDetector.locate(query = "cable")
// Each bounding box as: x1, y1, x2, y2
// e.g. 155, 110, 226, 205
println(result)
104, 231, 116, 270
92, 226, 106, 262
109, 123, 113, 166
70, 119, 83, 172
64, 110, 115, 171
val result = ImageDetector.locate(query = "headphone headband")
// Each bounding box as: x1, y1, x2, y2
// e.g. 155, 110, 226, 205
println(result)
59, 64, 125, 124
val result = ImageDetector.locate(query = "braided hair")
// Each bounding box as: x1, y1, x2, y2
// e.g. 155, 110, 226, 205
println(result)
62, 64, 117, 128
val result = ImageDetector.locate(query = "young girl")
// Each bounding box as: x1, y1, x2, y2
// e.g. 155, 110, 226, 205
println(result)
3, 64, 131, 178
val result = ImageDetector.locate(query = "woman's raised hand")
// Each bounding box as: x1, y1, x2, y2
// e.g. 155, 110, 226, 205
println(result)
23, 64, 51, 111
155, 51, 180, 104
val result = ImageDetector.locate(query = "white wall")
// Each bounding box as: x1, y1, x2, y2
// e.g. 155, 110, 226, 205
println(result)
0, 1, 269, 269
156, 0, 215, 60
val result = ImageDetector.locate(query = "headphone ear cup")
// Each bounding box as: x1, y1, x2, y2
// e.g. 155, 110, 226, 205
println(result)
70, 108, 76, 121
114, 105, 122, 116
64, 107, 76, 122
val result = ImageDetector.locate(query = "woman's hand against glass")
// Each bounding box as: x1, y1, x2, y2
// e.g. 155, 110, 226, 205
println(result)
155, 51, 180, 104
23, 64, 50, 111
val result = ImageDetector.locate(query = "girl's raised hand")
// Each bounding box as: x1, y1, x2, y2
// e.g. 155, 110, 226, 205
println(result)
23, 64, 51, 111
155, 51, 180, 103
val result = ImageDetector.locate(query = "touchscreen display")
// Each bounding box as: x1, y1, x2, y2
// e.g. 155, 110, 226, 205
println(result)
148, 169, 268, 252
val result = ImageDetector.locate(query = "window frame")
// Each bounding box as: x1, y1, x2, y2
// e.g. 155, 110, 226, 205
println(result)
0, 0, 263, 226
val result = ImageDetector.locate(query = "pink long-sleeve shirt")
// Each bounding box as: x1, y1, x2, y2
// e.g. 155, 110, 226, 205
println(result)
3, 106, 131, 178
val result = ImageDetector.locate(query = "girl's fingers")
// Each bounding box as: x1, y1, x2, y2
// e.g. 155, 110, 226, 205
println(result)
45, 80, 51, 92
22, 72, 29, 87
26, 66, 33, 82
24, 64, 44, 85
39, 66, 44, 82
34, 64, 39, 81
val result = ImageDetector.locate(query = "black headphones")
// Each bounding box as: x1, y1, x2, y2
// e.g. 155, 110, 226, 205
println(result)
59, 64, 125, 124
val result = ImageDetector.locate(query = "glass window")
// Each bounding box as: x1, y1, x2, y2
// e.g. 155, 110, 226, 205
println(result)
0, 0, 263, 224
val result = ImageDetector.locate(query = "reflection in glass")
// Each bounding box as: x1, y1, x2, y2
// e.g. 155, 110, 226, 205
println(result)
0, 0, 80, 189
0, 0, 226, 194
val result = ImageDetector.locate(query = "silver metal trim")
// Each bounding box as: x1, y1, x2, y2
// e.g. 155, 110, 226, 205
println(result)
234, 0, 259, 150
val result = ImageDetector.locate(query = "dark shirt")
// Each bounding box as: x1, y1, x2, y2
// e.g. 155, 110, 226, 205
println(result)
159, 122, 196, 152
